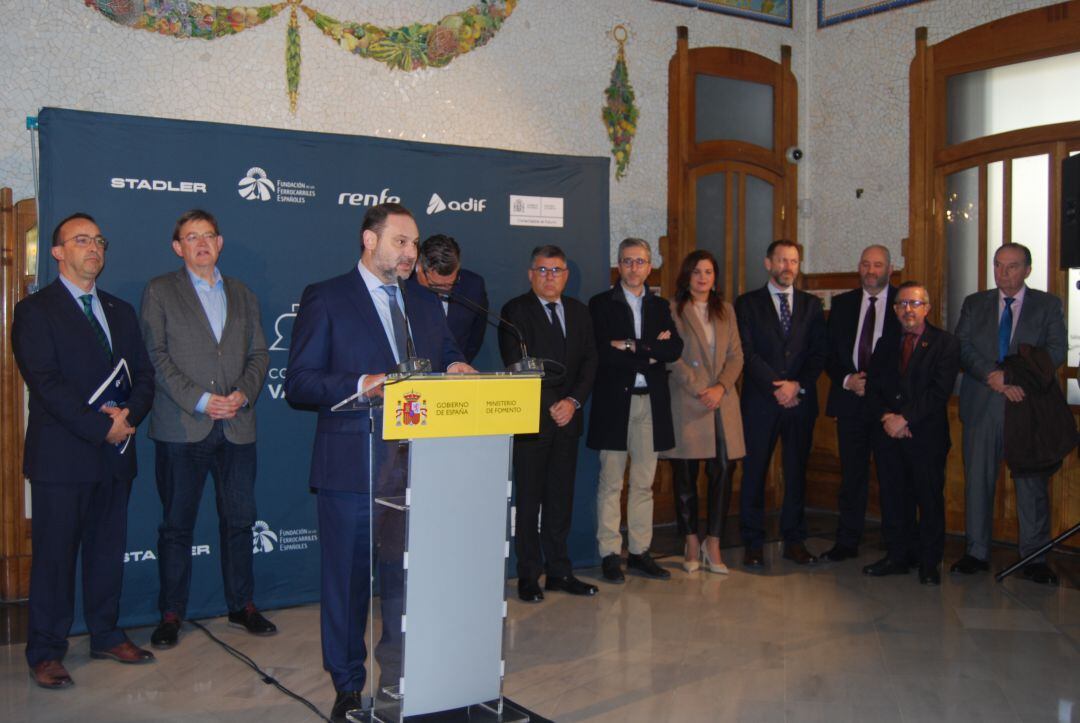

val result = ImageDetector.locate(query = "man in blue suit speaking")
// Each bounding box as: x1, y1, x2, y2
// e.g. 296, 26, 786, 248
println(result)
284, 203, 474, 721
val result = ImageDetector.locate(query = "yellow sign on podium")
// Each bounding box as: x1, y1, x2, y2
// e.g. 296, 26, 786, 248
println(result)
381, 375, 541, 440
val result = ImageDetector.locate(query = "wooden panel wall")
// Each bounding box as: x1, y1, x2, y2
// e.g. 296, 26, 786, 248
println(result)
1, 189, 36, 601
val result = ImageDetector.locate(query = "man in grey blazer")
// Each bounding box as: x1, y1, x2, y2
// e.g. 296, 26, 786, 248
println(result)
952, 242, 1066, 585
140, 209, 274, 646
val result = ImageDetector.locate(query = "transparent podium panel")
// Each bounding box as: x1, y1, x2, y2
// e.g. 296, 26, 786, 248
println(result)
342, 376, 534, 723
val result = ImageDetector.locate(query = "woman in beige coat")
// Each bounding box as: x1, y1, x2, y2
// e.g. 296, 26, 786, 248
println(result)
662, 250, 745, 573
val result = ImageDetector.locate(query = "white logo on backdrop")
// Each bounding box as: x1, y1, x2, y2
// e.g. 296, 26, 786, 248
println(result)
426, 192, 487, 215
238, 167, 275, 201
252, 521, 279, 553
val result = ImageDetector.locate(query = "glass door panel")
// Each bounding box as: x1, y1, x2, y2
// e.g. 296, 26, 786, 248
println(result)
945, 166, 981, 332
1011, 154, 1049, 290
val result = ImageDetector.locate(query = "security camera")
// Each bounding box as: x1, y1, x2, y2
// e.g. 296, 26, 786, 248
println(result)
785, 146, 804, 164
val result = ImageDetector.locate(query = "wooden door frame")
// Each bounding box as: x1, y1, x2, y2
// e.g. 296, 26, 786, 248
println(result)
664, 27, 798, 295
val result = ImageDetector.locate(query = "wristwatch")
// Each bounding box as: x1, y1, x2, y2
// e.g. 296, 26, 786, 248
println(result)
624, 340, 632, 351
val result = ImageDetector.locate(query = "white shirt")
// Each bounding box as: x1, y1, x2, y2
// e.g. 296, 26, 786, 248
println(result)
535, 293, 565, 335
621, 283, 647, 388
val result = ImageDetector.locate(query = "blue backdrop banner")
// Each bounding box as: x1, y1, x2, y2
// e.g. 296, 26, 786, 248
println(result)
36, 107, 610, 630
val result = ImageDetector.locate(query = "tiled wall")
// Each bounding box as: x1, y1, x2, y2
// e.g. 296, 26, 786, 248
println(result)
0, 0, 1061, 271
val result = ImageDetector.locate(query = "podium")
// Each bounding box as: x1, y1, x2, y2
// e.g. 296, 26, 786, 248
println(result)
337, 372, 541, 722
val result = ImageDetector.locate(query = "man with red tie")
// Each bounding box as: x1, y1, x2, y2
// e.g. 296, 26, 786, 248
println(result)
864, 282, 959, 585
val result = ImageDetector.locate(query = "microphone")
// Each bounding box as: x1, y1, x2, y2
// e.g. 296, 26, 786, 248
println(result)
433, 286, 544, 374
394, 277, 433, 374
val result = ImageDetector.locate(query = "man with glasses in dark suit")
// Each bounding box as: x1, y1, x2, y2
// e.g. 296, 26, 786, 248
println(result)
500, 245, 598, 602
13, 213, 156, 688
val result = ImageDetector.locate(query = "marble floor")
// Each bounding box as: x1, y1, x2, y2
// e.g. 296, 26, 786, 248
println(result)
2, 531, 1078, 722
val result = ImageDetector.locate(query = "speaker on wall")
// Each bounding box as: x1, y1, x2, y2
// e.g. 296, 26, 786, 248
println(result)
1062, 154, 1080, 269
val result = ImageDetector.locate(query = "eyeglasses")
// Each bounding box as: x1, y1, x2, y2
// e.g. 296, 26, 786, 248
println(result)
64, 234, 109, 250
179, 232, 219, 244
894, 300, 928, 309
531, 266, 566, 277
619, 257, 649, 268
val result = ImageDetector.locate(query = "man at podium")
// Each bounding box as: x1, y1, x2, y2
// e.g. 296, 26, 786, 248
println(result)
284, 203, 474, 721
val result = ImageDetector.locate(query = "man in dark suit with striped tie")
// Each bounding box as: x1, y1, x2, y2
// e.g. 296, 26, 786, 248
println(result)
499, 245, 598, 602
12, 212, 156, 689
734, 240, 827, 569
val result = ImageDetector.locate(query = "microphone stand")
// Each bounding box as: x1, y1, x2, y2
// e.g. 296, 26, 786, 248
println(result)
434, 286, 544, 373
394, 277, 433, 375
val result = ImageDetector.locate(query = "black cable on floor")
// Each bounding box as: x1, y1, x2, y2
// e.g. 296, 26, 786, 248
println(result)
187, 618, 332, 722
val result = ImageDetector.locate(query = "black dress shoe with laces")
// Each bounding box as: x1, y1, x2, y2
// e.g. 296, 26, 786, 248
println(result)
228, 603, 277, 635
331, 689, 365, 722
150, 613, 181, 649
627, 551, 671, 579
743, 547, 764, 569
517, 578, 544, 602
1021, 562, 1058, 586
545, 574, 598, 596
863, 557, 909, 576
601, 554, 625, 583
821, 544, 858, 562
950, 554, 989, 575
919, 565, 941, 585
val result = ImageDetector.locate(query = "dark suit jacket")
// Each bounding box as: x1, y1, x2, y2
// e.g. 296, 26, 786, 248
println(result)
499, 292, 597, 438
825, 285, 900, 419
12, 278, 155, 483
585, 285, 683, 452
867, 322, 960, 450
955, 286, 1066, 424
284, 267, 464, 492
734, 285, 827, 418
140, 268, 269, 444
445, 268, 488, 364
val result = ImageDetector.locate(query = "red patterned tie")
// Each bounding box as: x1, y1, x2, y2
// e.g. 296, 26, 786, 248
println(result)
900, 332, 917, 374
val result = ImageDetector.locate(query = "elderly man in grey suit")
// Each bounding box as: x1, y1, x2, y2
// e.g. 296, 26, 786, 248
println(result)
140, 209, 274, 647
952, 242, 1066, 585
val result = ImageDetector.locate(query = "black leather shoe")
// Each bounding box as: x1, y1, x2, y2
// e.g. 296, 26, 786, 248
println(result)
782, 542, 818, 565
150, 613, 181, 649
228, 604, 277, 635
601, 554, 625, 583
743, 547, 764, 569
627, 551, 671, 579
863, 557, 909, 576
821, 544, 858, 562
950, 554, 989, 575
919, 565, 941, 585
331, 689, 365, 722
1021, 562, 1059, 586
517, 578, 544, 603
545, 574, 598, 596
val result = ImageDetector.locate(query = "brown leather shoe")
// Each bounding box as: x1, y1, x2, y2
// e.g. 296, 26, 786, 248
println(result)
30, 660, 74, 689
782, 542, 818, 565
90, 640, 155, 664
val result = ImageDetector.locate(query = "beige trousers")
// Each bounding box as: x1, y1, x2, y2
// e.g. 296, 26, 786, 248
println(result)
597, 394, 657, 557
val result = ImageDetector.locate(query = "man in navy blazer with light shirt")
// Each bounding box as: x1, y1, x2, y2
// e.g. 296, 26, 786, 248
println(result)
12, 212, 156, 689
284, 203, 473, 722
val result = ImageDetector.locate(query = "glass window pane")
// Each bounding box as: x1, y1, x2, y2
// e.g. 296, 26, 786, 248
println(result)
947, 50, 1080, 145
946, 166, 980, 332
986, 161, 1004, 289
744, 175, 774, 292
695, 74, 773, 149
695, 172, 726, 286
1011, 154, 1049, 291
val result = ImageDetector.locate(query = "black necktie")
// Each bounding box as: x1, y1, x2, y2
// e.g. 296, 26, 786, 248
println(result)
546, 301, 564, 337
857, 295, 877, 372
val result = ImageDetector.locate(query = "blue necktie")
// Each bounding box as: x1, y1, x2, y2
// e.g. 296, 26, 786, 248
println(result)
998, 297, 1014, 362
80, 294, 112, 357
777, 293, 792, 337
382, 285, 409, 363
